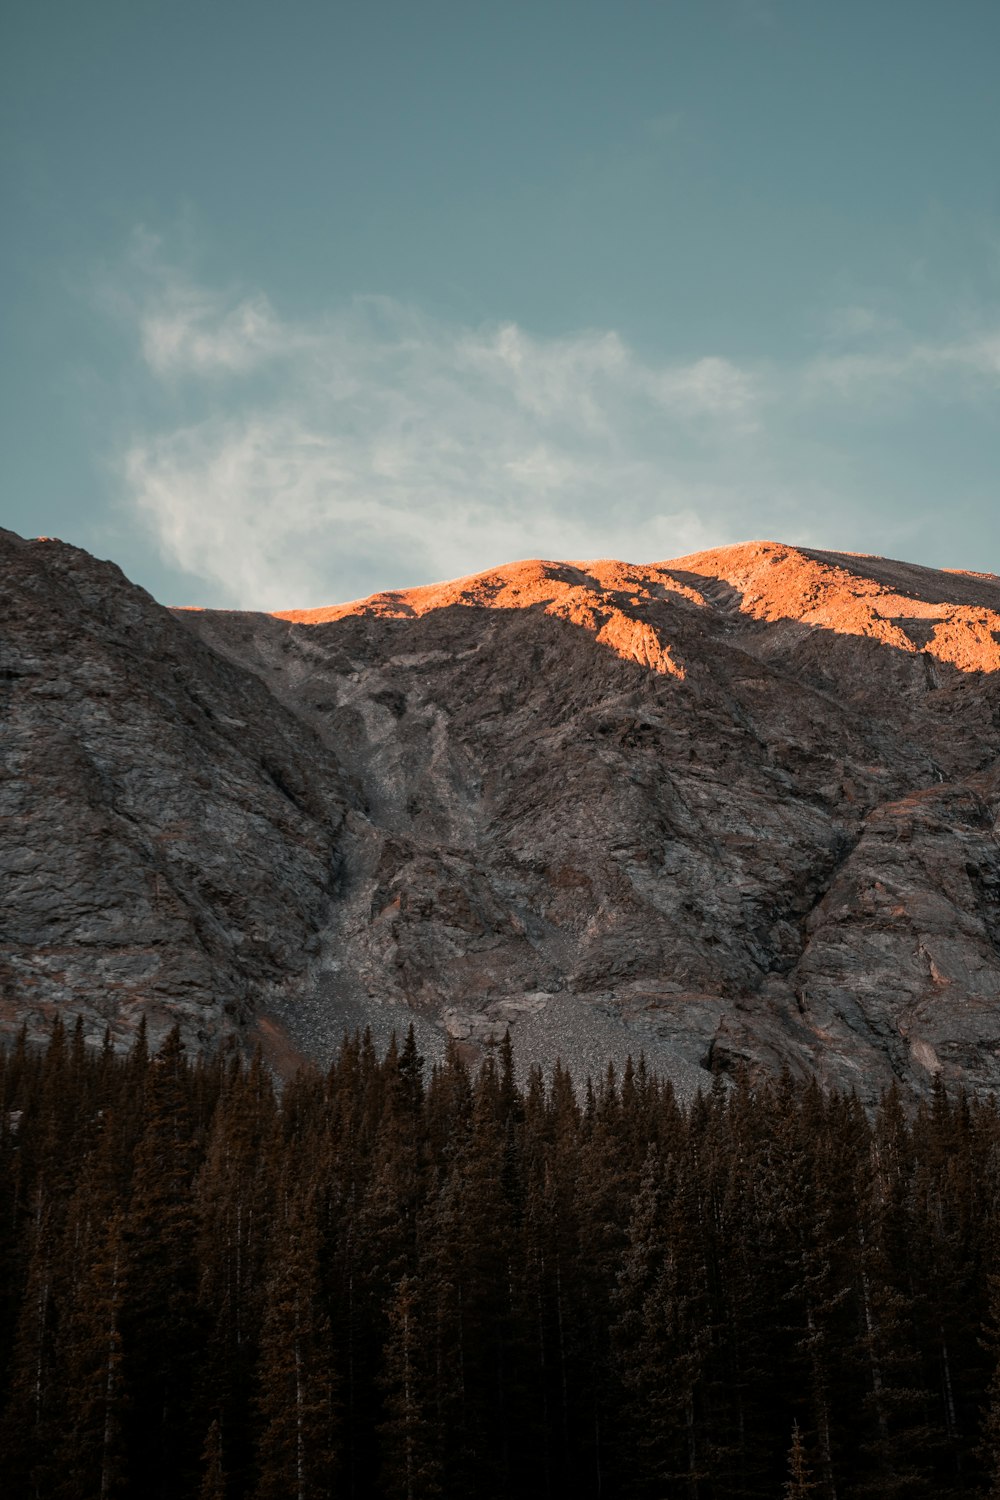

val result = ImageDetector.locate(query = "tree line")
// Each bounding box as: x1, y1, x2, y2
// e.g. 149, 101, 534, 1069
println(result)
2, 1017, 1000, 1499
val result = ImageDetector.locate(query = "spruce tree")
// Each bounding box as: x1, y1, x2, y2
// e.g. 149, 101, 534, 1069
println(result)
378, 1273, 441, 1499
119, 1025, 204, 1498
611, 1145, 707, 1498
254, 1183, 338, 1500
200, 1417, 227, 1500
195, 1050, 278, 1495
784, 1421, 819, 1497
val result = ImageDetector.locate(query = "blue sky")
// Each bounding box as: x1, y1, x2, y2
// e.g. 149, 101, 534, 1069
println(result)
3, 0, 998, 607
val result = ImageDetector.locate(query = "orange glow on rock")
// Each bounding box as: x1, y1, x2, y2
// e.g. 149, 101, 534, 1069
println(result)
270, 543, 1000, 680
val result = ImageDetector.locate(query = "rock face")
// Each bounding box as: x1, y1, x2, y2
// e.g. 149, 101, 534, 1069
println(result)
0, 529, 353, 1053
4, 528, 1000, 1100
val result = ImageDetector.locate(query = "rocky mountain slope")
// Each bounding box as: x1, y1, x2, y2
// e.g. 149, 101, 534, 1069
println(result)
4, 527, 1000, 1099
0, 528, 354, 1053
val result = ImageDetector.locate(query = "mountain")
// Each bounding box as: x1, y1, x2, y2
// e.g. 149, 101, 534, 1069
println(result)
0, 528, 353, 1055
3, 527, 1000, 1100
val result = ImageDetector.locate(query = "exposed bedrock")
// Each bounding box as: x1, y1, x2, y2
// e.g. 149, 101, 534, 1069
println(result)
0, 529, 353, 1053
4, 530, 1000, 1099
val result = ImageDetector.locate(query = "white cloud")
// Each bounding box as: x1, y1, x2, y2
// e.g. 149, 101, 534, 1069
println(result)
115, 248, 1000, 607
805, 330, 1000, 400
822, 304, 897, 342
120, 266, 766, 606
140, 290, 295, 377
124, 402, 731, 610
114, 231, 310, 378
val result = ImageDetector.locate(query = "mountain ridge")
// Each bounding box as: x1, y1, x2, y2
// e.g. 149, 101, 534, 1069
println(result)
4, 528, 1000, 1100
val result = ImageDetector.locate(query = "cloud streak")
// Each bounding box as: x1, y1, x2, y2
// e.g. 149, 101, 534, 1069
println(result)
121, 261, 766, 606
806, 329, 1000, 401
116, 243, 1000, 608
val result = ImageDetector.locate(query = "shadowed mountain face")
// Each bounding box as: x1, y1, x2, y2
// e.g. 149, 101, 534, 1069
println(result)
0, 529, 354, 1053
4, 529, 1000, 1099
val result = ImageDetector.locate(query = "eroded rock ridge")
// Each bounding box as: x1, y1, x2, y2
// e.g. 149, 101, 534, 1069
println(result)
4, 529, 1000, 1099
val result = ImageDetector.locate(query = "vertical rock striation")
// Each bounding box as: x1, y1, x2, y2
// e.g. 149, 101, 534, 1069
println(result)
0, 530, 352, 1051
4, 529, 1000, 1099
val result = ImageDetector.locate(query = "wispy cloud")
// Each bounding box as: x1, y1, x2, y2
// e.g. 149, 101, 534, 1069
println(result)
821, 304, 899, 343
140, 290, 295, 378
118, 246, 766, 606
113, 237, 1000, 607
806, 330, 1000, 400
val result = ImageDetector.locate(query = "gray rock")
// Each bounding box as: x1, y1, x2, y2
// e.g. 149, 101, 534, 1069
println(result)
6, 531, 1000, 1102
0, 529, 353, 1053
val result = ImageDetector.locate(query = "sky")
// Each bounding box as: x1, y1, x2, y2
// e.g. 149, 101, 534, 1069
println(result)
2, 0, 999, 608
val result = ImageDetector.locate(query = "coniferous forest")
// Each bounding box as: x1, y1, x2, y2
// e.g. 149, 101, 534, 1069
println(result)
3, 1022, 1000, 1499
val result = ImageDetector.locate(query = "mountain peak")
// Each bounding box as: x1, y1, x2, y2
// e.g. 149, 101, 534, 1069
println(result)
272, 541, 1000, 677
5, 527, 1000, 1101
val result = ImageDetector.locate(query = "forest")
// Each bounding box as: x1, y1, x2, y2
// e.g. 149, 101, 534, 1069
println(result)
1, 1019, 1000, 1500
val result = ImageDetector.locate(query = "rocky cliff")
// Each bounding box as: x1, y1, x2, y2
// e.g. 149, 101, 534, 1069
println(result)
4, 527, 1000, 1100
0, 529, 353, 1054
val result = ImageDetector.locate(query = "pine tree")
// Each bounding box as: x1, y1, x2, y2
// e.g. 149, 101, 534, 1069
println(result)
784, 1421, 819, 1497
119, 1025, 204, 1498
978, 1268, 1000, 1498
200, 1416, 227, 1500
195, 1050, 278, 1494
0, 1185, 64, 1497
53, 1209, 129, 1499
610, 1145, 708, 1498
254, 1183, 338, 1500
378, 1273, 441, 1499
